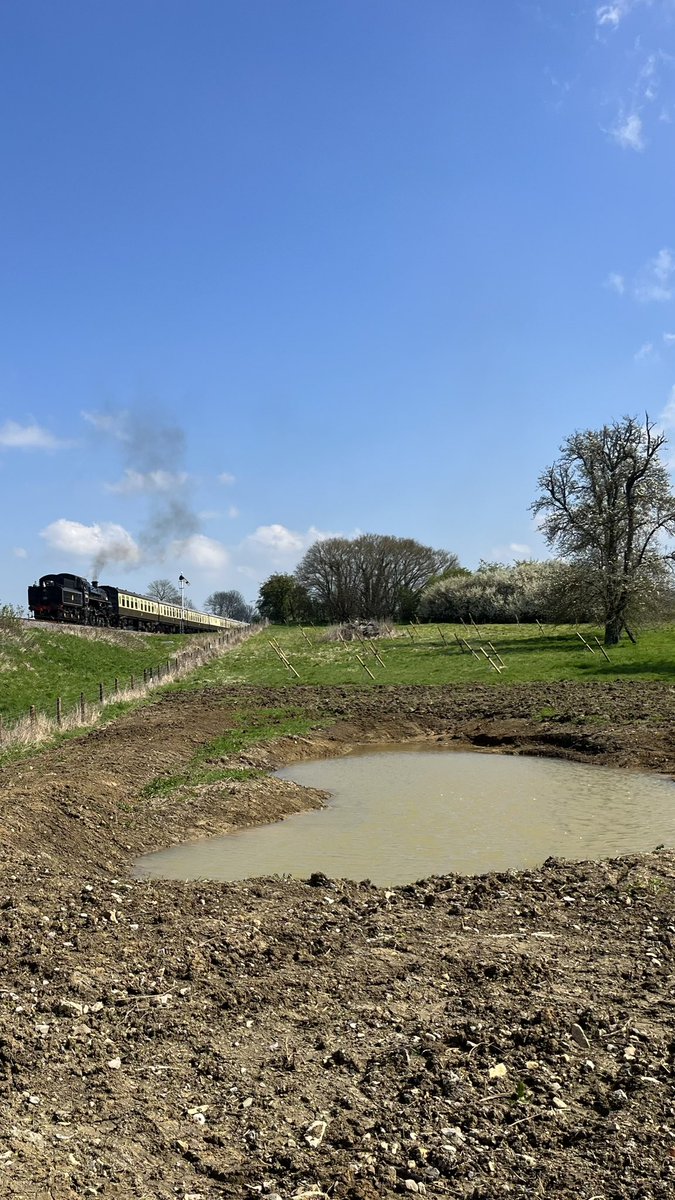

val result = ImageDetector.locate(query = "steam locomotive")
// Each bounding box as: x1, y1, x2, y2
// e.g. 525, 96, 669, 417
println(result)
27, 573, 245, 634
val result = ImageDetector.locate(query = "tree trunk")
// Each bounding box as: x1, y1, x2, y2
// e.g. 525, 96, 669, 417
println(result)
604, 613, 623, 645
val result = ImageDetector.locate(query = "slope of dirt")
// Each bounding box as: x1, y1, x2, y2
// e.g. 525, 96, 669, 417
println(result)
1, 682, 674, 1198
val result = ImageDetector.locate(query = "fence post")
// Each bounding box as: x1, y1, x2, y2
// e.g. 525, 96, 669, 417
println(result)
143, 668, 148, 685
130, 674, 135, 691
30, 705, 36, 727
56, 697, 62, 727
99, 682, 104, 703
80, 692, 86, 722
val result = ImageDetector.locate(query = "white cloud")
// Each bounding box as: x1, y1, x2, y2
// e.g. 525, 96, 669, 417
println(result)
41, 519, 141, 565
12, 547, 27, 559
227, 505, 240, 519
218, 471, 235, 486
605, 271, 625, 295
81, 410, 129, 440
634, 341, 655, 360
172, 534, 229, 571
663, 332, 675, 345
635, 247, 675, 302
0, 420, 71, 450
489, 542, 533, 562
596, 1, 652, 30
611, 112, 645, 150
596, 3, 631, 27
106, 468, 188, 494
247, 524, 307, 554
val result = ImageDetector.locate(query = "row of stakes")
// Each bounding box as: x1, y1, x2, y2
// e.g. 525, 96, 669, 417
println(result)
268, 615, 612, 680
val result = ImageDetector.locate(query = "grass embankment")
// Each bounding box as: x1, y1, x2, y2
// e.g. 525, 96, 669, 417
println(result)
0, 617, 199, 724
175, 621, 675, 688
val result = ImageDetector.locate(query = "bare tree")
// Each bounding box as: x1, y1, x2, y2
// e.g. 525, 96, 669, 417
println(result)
532, 415, 675, 643
204, 589, 253, 622
147, 578, 181, 603
296, 534, 458, 621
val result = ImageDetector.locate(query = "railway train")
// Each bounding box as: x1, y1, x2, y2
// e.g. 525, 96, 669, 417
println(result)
27, 572, 246, 634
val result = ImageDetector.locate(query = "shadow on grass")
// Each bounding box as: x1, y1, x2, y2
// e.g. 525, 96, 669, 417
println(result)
577, 661, 675, 681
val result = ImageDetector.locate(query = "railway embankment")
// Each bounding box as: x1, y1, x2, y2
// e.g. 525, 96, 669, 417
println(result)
1, 680, 674, 1198
0, 618, 253, 751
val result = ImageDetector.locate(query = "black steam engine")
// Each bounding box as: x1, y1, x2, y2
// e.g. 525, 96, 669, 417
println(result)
28, 574, 114, 626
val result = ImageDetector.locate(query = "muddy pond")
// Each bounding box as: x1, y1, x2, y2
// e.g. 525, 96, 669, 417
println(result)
135, 747, 675, 885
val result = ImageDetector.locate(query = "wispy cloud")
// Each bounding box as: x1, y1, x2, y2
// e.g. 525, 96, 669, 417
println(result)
635, 247, 675, 302
0, 420, 72, 450
218, 471, 235, 486
663, 332, 675, 345
106, 468, 189, 494
611, 111, 645, 150
12, 547, 27, 559
605, 271, 625, 295
227, 505, 240, 519
595, 1, 657, 31
489, 542, 533, 562
634, 340, 655, 360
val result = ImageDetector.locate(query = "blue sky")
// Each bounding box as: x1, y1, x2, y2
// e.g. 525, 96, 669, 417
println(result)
3, 0, 675, 609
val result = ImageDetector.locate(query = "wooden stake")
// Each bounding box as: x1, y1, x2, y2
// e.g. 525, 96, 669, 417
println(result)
300, 628, 312, 647
56, 697, 62, 727
437, 626, 447, 645
99, 682, 105, 702
487, 641, 506, 668
355, 653, 376, 680
454, 632, 466, 653
269, 640, 300, 678
576, 631, 595, 654
479, 646, 502, 672
80, 692, 86, 722
30, 705, 36, 726
593, 636, 611, 663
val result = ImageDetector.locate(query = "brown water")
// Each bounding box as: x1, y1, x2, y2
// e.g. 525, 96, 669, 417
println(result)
135, 748, 675, 886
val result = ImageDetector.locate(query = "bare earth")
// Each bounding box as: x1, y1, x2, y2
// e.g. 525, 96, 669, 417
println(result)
1, 682, 675, 1199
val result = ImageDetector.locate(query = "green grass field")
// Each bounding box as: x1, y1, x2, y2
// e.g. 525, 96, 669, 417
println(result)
0, 618, 200, 724
177, 622, 675, 689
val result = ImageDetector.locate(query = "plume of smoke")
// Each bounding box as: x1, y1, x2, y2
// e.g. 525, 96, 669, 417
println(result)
84, 405, 200, 576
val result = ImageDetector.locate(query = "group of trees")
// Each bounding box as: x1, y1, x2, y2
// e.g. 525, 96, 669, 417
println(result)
258, 535, 457, 624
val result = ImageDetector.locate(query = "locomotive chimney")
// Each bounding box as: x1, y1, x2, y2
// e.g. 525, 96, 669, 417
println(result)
92, 580, 98, 588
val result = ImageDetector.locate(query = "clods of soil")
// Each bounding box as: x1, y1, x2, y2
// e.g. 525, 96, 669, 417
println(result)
0, 682, 674, 1198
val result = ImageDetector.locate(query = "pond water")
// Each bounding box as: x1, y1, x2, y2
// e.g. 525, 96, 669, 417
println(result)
135, 747, 675, 886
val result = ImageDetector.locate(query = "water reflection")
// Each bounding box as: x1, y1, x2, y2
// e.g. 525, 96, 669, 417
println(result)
135, 748, 675, 886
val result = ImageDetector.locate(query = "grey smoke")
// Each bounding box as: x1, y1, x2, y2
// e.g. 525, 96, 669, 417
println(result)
87, 406, 200, 578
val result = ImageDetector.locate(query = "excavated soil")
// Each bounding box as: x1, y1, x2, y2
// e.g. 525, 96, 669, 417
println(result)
1, 682, 675, 1198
